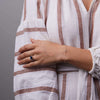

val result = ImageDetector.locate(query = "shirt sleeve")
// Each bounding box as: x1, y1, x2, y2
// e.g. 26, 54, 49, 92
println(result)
15, 0, 49, 53
88, 46, 100, 79
16, 0, 44, 33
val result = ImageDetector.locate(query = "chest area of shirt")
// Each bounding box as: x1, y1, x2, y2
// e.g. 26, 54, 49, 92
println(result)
47, 0, 100, 44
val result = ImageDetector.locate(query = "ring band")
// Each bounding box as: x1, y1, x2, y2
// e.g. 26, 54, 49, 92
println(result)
30, 56, 34, 61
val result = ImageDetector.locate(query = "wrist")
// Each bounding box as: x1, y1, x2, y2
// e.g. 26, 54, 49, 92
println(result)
58, 45, 70, 63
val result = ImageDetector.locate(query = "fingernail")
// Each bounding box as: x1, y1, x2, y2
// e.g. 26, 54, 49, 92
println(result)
18, 49, 20, 52
17, 57, 19, 60
30, 38, 33, 41
23, 65, 26, 68
17, 62, 20, 64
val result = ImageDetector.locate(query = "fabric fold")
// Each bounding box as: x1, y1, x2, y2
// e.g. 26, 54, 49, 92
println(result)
88, 46, 100, 79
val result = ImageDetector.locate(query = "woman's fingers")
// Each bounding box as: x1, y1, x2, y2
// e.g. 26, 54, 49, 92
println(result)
17, 50, 36, 60
23, 60, 40, 68
18, 44, 36, 53
18, 54, 40, 65
18, 57, 33, 64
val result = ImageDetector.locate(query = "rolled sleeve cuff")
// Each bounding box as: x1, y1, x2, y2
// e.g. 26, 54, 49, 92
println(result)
88, 48, 95, 74
87, 46, 100, 79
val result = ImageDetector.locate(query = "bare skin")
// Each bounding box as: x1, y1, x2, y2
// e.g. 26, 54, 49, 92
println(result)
82, 0, 93, 11
17, 0, 93, 72
17, 39, 65, 67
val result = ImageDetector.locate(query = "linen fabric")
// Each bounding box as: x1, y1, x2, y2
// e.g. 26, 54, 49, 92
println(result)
13, 0, 100, 100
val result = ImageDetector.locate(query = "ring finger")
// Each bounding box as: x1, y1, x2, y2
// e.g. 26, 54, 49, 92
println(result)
17, 49, 37, 60
18, 55, 36, 65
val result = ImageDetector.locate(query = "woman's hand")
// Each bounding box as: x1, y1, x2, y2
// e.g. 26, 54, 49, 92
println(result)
17, 38, 66, 68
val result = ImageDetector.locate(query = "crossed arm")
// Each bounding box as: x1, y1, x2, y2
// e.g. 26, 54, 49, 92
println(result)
17, 38, 93, 72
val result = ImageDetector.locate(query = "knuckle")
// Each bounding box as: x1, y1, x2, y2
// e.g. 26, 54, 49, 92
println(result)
24, 58, 27, 62
34, 55, 40, 60
34, 61, 38, 66
36, 48, 41, 53
18, 55, 21, 59
22, 61, 25, 64
37, 60, 41, 64
24, 45, 28, 49
19, 48, 22, 52
20, 60, 23, 64
23, 52, 26, 57
38, 59, 42, 64
25, 65, 28, 68
29, 63, 32, 67
33, 55, 37, 60
32, 50, 35, 54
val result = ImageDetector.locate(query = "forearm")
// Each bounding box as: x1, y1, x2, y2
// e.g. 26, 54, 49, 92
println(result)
62, 45, 93, 71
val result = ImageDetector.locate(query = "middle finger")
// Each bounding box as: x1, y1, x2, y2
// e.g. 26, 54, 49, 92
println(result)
17, 50, 36, 60
18, 56, 34, 65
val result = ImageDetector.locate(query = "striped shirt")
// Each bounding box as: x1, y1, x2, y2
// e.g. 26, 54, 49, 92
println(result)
14, 0, 100, 100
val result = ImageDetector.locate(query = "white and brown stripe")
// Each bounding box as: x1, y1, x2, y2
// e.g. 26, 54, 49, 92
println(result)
57, 0, 85, 99
57, 70, 79, 74
89, 0, 100, 48
16, 0, 47, 37
16, 28, 47, 37
73, 0, 84, 49
14, 86, 58, 96
57, 0, 65, 45
61, 73, 67, 100
14, 67, 56, 76
24, 0, 26, 21
86, 74, 92, 100
94, 78, 100, 99
37, 0, 42, 18
89, 0, 100, 100
14, 0, 58, 98
58, 0, 100, 99
14, 0, 100, 99
73, 0, 93, 100
57, 0, 66, 98
44, 0, 48, 26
